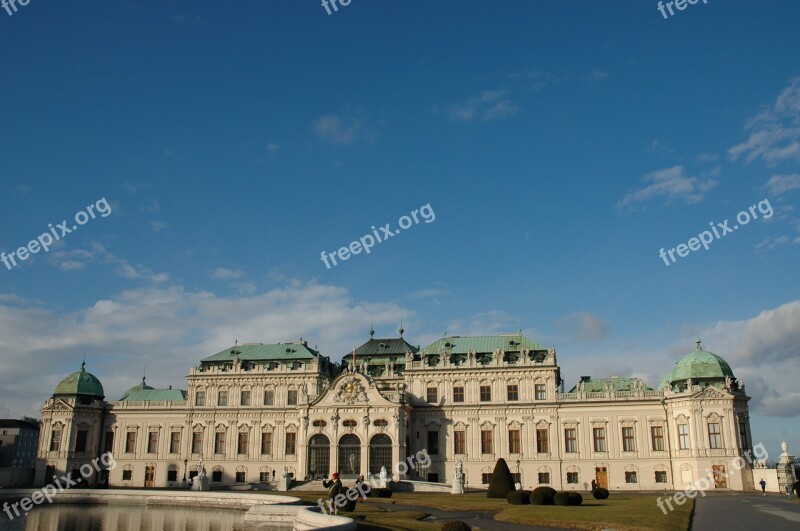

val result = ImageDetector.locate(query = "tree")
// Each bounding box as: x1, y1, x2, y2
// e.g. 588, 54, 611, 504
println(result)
487, 458, 516, 498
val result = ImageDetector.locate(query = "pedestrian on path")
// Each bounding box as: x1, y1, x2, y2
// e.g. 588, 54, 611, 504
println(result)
759, 478, 766, 495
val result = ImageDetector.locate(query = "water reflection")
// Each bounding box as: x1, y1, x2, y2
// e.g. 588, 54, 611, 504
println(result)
0, 504, 264, 531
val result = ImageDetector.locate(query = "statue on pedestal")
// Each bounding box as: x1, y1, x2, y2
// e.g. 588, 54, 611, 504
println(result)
451, 459, 465, 494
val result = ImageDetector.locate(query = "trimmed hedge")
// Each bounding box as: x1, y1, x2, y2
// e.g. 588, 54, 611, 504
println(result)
554, 492, 571, 506
530, 486, 557, 505
372, 488, 392, 498
568, 492, 583, 506
341, 497, 357, 512
441, 522, 472, 531
507, 490, 531, 505
592, 487, 609, 499
487, 458, 516, 498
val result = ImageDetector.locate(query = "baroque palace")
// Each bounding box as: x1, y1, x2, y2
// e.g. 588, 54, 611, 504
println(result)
35, 330, 755, 492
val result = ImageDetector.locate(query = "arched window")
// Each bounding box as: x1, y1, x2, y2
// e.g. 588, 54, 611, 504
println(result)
308, 434, 330, 479
338, 434, 361, 479
369, 434, 392, 475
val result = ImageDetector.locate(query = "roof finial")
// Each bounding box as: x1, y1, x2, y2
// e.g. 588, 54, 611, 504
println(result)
369, 318, 375, 338
142, 365, 147, 386
696, 338, 702, 351
81, 348, 86, 371
235, 339, 238, 346
399, 313, 404, 337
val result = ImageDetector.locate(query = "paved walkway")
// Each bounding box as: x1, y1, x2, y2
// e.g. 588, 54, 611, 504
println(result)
370, 501, 563, 531
693, 491, 800, 531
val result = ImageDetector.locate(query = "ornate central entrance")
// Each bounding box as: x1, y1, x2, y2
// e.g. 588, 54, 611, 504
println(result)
338, 434, 361, 479
308, 434, 330, 480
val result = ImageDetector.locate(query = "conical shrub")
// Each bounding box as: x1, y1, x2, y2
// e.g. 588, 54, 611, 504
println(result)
486, 458, 516, 498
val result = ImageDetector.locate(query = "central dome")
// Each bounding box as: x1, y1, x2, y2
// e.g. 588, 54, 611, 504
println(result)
54, 362, 105, 399
660, 340, 735, 390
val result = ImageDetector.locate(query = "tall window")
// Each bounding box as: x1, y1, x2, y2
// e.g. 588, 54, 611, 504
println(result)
147, 431, 159, 454
427, 430, 439, 455
264, 389, 274, 405
261, 432, 273, 455
238, 432, 249, 455
285, 432, 296, 455
192, 432, 203, 454
564, 428, 577, 453
651, 426, 665, 451
170, 432, 181, 454
481, 430, 493, 454
480, 385, 491, 402
75, 430, 88, 453
287, 390, 298, 406
104, 431, 114, 454
507, 384, 519, 401
739, 420, 749, 451
593, 427, 606, 452
622, 427, 636, 452
50, 426, 64, 452
508, 430, 521, 454
426, 387, 438, 403
678, 424, 690, 450
453, 386, 465, 403
214, 432, 226, 454
241, 390, 251, 406
125, 432, 137, 453
707, 422, 722, 449
535, 384, 546, 400
453, 431, 466, 454
536, 428, 549, 453
218, 390, 228, 406
195, 390, 205, 406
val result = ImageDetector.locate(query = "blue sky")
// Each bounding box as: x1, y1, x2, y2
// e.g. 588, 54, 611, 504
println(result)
1, 1, 799, 457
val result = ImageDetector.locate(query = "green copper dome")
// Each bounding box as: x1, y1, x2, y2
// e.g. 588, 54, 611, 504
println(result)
119, 376, 154, 400
660, 340, 735, 389
54, 362, 105, 399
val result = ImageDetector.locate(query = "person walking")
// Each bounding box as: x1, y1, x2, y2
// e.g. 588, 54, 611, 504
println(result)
759, 478, 766, 496
322, 472, 343, 515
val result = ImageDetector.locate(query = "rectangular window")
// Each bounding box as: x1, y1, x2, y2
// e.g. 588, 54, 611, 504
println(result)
285, 432, 296, 455
453, 386, 465, 403
566, 472, 578, 484
264, 389, 274, 405
482, 473, 492, 485
453, 431, 466, 455
655, 471, 668, 483
192, 432, 203, 454
564, 428, 577, 453
261, 432, 273, 455
287, 390, 298, 406
238, 432, 249, 455
170, 432, 181, 454
651, 426, 665, 452
622, 427, 636, 452
593, 427, 606, 452
50, 429, 63, 452
75, 430, 88, 453
125, 432, 136, 453
507, 384, 519, 401
212, 470, 222, 483
538, 472, 550, 484
535, 384, 546, 401
214, 432, 226, 454
508, 430, 521, 454
481, 430, 493, 454
739, 420, 749, 451
678, 424, 690, 450
536, 428, 549, 454
426, 387, 438, 403
122, 470, 132, 481
195, 390, 205, 406
147, 431, 159, 454
427, 430, 439, 455
218, 390, 228, 407
708, 422, 722, 449
167, 470, 178, 482
241, 390, 251, 406
625, 472, 638, 483
480, 385, 491, 402
260, 472, 269, 482
104, 431, 114, 454
236, 471, 246, 482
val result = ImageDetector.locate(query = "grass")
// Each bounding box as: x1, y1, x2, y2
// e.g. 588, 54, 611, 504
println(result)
290, 491, 439, 530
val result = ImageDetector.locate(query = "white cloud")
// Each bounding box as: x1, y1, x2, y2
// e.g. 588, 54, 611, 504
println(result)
755, 236, 790, 250
313, 114, 366, 145
210, 267, 246, 280
729, 77, 800, 166
556, 311, 608, 342
618, 165, 717, 209
444, 91, 518, 123
763, 174, 800, 196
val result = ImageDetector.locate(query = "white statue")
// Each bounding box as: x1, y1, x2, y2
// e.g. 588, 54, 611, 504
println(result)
379, 466, 388, 481
300, 383, 309, 403
281, 466, 289, 479
781, 441, 789, 456
454, 459, 464, 481
197, 457, 206, 478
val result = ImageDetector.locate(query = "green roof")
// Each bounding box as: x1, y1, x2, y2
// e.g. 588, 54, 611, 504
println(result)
54, 362, 105, 399
660, 342, 735, 388
120, 378, 154, 400
568, 377, 652, 393
201, 341, 319, 363
119, 388, 187, 401
351, 337, 418, 358
419, 335, 544, 355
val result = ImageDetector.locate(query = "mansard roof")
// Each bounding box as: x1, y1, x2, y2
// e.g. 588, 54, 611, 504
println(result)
352, 337, 419, 357
419, 334, 545, 355
119, 388, 187, 401
201, 340, 320, 363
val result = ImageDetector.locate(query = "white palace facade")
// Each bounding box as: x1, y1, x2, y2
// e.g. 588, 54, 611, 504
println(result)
34, 331, 755, 492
